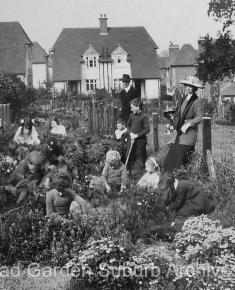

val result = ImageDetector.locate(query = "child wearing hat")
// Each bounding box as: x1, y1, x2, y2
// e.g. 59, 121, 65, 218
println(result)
102, 150, 128, 195
137, 157, 160, 190
46, 170, 90, 218
126, 98, 150, 174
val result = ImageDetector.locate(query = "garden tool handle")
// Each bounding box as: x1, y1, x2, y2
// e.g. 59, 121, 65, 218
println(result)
125, 138, 135, 167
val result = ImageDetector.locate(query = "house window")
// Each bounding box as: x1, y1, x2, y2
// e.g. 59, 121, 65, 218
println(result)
86, 56, 97, 68
86, 79, 97, 91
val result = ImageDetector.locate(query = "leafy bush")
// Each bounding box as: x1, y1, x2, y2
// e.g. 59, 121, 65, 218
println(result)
0, 74, 36, 120
0, 207, 100, 266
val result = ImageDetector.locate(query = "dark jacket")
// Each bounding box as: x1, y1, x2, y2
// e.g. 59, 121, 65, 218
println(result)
119, 86, 139, 122
127, 112, 150, 141
174, 93, 204, 146
167, 179, 214, 217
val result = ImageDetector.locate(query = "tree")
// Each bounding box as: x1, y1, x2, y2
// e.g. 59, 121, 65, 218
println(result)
0, 74, 36, 121
208, 0, 235, 30
197, 32, 235, 84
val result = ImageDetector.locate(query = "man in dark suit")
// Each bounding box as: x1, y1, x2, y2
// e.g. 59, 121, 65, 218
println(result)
119, 74, 139, 122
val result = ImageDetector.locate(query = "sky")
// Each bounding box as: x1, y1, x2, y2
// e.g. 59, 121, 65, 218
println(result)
0, 0, 230, 54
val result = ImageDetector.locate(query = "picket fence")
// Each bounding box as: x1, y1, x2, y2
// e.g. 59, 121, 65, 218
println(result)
0, 103, 10, 127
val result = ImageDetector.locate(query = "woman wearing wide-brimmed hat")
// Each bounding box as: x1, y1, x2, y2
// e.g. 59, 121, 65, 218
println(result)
163, 76, 204, 172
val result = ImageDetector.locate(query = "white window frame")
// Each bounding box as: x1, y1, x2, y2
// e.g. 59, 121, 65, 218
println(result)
86, 79, 97, 91
86, 56, 97, 68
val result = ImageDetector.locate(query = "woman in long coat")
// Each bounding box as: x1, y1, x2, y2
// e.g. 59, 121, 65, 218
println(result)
163, 76, 204, 172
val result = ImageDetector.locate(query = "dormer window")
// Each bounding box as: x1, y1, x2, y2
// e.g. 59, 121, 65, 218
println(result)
83, 44, 99, 68
86, 56, 97, 67
111, 45, 128, 64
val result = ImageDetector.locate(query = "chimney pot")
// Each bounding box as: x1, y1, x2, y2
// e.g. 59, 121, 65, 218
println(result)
99, 14, 108, 35
169, 42, 179, 61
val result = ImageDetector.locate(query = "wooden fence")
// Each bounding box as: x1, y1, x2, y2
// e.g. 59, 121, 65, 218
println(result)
0, 103, 10, 127
87, 101, 119, 136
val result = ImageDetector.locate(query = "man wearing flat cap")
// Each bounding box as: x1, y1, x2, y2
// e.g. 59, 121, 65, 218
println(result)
119, 74, 140, 122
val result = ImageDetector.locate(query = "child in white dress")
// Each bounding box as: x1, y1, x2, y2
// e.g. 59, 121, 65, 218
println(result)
137, 157, 160, 190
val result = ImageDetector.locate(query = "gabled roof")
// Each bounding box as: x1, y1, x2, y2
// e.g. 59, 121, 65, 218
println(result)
221, 83, 235, 96
0, 22, 32, 74
111, 45, 127, 56
83, 44, 99, 56
171, 44, 198, 66
53, 26, 159, 81
158, 56, 168, 69
32, 42, 48, 64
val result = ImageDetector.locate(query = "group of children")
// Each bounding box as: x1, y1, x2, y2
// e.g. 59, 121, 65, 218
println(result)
100, 97, 214, 217
2, 97, 214, 219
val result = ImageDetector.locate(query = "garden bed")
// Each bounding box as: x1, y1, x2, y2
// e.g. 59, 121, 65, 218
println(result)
1, 111, 235, 289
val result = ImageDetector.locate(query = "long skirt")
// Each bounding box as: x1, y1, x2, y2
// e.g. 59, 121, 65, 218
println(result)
126, 138, 147, 173
163, 136, 195, 173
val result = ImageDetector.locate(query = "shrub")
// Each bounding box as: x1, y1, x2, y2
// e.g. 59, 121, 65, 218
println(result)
173, 215, 235, 289
66, 237, 158, 290
0, 74, 36, 121
0, 206, 100, 266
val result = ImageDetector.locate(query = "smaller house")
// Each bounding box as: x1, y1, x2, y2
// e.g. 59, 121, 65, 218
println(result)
159, 43, 198, 94
32, 42, 48, 88
221, 83, 235, 103
0, 21, 33, 86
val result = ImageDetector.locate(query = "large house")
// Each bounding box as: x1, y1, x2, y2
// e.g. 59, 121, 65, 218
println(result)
0, 22, 33, 86
52, 15, 161, 99
32, 42, 49, 88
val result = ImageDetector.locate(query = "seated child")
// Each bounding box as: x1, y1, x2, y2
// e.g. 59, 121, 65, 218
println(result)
8, 141, 30, 163
115, 119, 128, 140
40, 137, 65, 166
158, 173, 214, 218
137, 157, 160, 190
13, 118, 40, 146
115, 119, 129, 163
46, 170, 90, 218
102, 150, 128, 194
8, 151, 44, 204
50, 117, 67, 137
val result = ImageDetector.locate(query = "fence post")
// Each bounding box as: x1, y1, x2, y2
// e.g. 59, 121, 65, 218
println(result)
202, 117, 212, 161
88, 101, 93, 133
113, 106, 118, 137
152, 113, 159, 153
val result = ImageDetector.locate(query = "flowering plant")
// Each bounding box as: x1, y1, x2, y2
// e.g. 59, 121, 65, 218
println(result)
166, 123, 175, 135
0, 155, 17, 176
66, 237, 157, 289
173, 215, 235, 289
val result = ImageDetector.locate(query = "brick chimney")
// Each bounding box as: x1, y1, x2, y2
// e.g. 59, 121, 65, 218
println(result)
169, 42, 179, 61
198, 36, 205, 54
99, 14, 108, 35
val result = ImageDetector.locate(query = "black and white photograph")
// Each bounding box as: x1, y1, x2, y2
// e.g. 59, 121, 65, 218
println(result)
0, 0, 235, 289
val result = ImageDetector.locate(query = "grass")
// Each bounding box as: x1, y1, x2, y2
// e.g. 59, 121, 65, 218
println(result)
147, 120, 235, 170
0, 268, 70, 290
